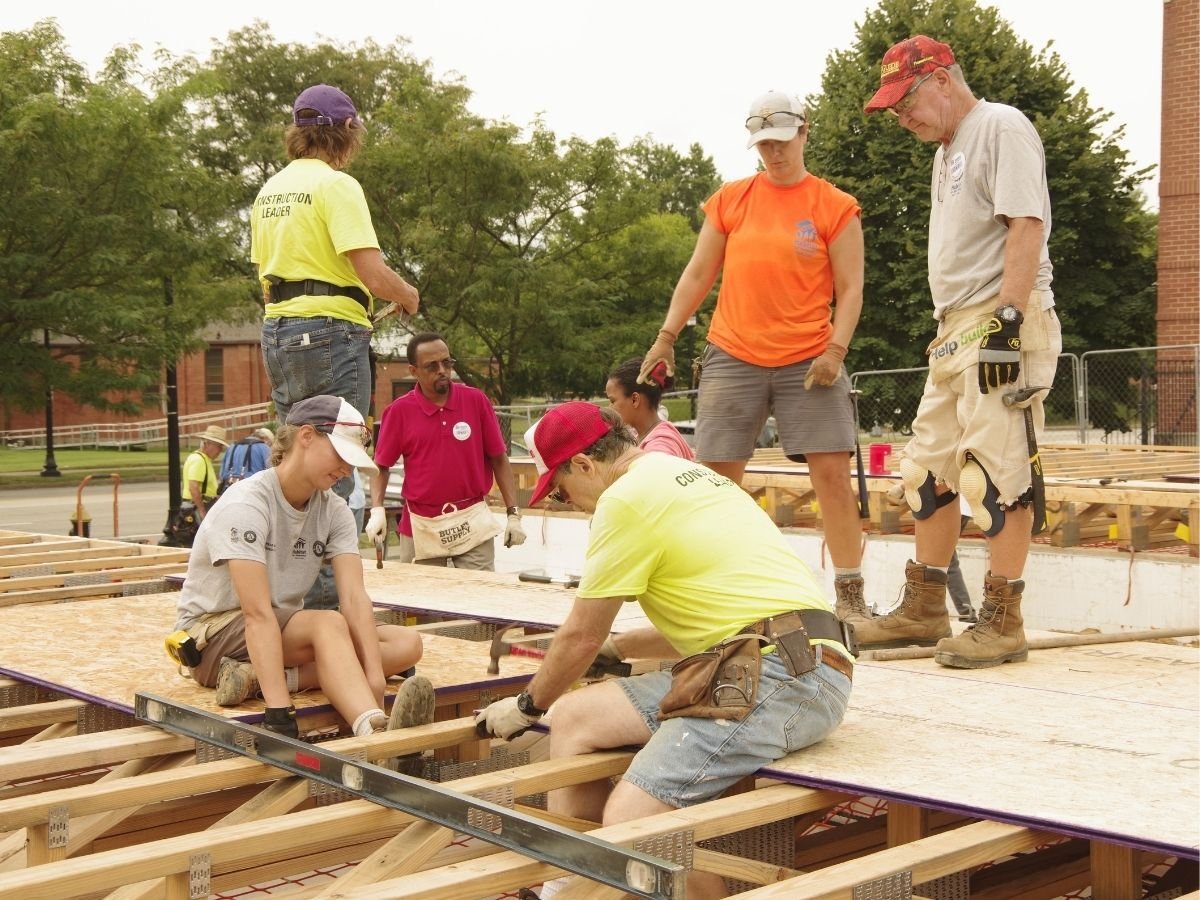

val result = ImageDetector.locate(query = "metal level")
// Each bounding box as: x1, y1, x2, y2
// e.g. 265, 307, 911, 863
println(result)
135, 692, 683, 899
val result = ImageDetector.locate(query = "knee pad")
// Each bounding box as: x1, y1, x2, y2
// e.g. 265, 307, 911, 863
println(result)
959, 452, 1005, 536
900, 458, 958, 520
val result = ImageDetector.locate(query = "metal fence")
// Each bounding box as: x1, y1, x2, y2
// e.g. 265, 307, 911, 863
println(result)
1080, 345, 1199, 446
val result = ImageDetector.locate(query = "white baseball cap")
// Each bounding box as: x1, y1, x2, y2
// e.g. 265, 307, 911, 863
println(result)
285, 395, 377, 472
745, 91, 807, 148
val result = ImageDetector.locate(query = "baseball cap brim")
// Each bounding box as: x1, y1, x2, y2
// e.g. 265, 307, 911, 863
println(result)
327, 432, 378, 473
864, 78, 915, 114
746, 125, 801, 148
529, 469, 557, 508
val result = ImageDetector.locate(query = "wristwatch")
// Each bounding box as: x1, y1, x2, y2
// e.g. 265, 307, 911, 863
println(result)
516, 690, 547, 717
995, 304, 1024, 325
506, 506, 520, 516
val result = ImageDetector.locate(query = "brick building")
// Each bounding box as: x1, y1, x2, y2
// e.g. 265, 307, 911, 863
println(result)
1157, 0, 1199, 444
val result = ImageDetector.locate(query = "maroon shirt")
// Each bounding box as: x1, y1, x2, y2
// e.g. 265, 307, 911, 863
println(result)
374, 383, 507, 536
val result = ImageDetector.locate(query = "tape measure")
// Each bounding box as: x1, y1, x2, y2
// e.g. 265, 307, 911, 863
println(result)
164, 630, 202, 667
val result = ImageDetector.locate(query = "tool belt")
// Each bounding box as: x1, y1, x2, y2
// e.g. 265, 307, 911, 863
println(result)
265, 277, 370, 310
657, 608, 856, 723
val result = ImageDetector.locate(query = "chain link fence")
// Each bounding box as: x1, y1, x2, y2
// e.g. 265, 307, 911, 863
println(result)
1081, 345, 1199, 446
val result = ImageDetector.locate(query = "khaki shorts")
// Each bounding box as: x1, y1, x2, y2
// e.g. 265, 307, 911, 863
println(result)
188, 607, 301, 687
902, 298, 1062, 505
695, 344, 855, 462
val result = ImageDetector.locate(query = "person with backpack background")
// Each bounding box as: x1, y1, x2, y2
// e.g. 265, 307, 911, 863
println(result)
218, 427, 275, 496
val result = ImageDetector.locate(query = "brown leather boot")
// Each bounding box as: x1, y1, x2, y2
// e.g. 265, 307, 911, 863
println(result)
853, 561, 952, 648
833, 575, 873, 626
214, 657, 259, 707
934, 574, 1028, 669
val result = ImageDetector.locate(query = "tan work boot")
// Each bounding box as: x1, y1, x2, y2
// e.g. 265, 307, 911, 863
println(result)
386, 675, 436, 775
834, 576, 873, 626
852, 561, 952, 648
935, 574, 1027, 669
214, 657, 259, 707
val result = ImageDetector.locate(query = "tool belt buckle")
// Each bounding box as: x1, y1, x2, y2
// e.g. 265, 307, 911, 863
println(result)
840, 619, 860, 658
764, 612, 815, 678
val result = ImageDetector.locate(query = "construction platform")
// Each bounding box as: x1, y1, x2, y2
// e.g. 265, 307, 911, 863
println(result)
0, 538, 1196, 899
507, 443, 1200, 555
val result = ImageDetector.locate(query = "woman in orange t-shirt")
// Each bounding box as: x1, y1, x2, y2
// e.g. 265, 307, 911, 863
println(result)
638, 90, 870, 626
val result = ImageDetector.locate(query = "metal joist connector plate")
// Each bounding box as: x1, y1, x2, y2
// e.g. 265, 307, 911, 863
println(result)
853, 869, 913, 900
633, 830, 694, 870
188, 852, 211, 899
47, 806, 70, 848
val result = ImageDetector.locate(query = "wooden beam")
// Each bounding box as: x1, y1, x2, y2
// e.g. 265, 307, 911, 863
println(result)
1090, 840, 1142, 900
886, 800, 930, 846
0, 699, 85, 732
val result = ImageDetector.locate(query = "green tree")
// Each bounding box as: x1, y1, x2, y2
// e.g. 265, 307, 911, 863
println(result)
806, 0, 1157, 377
0, 21, 244, 416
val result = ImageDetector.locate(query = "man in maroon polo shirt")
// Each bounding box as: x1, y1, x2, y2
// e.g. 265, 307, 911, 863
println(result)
365, 332, 526, 569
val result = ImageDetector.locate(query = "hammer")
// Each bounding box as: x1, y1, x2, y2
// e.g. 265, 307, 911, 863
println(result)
1003, 386, 1051, 535
487, 624, 632, 678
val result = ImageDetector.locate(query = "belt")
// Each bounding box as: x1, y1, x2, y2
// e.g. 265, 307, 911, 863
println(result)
740, 608, 856, 650
819, 646, 854, 681
266, 278, 370, 310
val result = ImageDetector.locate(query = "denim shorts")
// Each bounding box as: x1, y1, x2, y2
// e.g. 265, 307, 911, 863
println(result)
617, 647, 851, 807
696, 344, 856, 462
260, 316, 372, 423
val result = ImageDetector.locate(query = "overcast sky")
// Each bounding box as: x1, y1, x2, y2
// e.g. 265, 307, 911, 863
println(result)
3, 1, 1163, 205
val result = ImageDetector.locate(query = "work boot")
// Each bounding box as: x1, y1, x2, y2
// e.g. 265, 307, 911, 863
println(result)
214, 657, 259, 707
852, 561, 952, 648
833, 576, 873, 626
386, 675, 435, 775
935, 574, 1027, 669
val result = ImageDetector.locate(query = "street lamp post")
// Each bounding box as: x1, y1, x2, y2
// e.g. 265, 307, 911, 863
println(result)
40, 328, 61, 477
161, 276, 182, 542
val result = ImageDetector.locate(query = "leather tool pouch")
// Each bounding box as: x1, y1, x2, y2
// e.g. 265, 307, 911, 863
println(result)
658, 635, 765, 721
762, 611, 817, 678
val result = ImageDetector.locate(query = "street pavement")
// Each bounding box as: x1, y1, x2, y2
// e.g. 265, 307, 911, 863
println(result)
0, 481, 172, 542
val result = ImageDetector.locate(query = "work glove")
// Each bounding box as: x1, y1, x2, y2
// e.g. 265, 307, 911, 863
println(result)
977, 310, 1022, 393
364, 506, 388, 544
637, 329, 677, 383
473, 696, 539, 740
504, 514, 527, 548
804, 342, 848, 389
262, 706, 299, 739
594, 634, 624, 668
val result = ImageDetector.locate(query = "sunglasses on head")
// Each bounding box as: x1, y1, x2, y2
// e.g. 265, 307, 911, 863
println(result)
745, 111, 806, 133
314, 421, 372, 449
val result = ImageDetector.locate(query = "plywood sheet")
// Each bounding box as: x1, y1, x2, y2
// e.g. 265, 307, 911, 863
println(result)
761, 643, 1200, 856
0, 593, 539, 721
362, 563, 654, 632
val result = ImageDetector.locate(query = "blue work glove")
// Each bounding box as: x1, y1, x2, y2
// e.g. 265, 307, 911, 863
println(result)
978, 307, 1023, 393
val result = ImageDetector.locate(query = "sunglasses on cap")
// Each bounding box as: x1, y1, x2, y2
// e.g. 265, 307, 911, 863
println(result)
745, 111, 806, 133
314, 421, 372, 449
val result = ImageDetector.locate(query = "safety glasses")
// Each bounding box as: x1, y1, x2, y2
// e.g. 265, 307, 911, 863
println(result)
315, 421, 372, 449
745, 111, 806, 133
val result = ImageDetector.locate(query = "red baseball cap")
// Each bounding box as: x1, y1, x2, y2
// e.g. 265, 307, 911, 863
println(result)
864, 35, 956, 114
524, 402, 611, 506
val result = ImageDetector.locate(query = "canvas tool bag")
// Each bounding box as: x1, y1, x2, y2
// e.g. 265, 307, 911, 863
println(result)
657, 634, 768, 722
409, 500, 501, 560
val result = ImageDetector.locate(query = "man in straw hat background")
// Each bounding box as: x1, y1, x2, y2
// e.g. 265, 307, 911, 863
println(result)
183, 425, 230, 523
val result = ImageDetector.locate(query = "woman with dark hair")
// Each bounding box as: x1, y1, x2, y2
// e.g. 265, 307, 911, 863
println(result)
605, 356, 694, 460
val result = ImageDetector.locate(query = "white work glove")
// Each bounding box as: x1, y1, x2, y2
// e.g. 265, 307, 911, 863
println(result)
364, 506, 388, 544
504, 514, 527, 548
473, 696, 539, 740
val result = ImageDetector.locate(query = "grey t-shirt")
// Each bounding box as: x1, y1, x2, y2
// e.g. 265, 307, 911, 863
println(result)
928, 100, 1054, 319
175, 468, 360, 629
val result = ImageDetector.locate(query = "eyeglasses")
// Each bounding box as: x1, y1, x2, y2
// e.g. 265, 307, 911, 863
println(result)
745, 111, 806, 133
418, 357, 456, 374
315, 421, 372, 449
889, 71, 937, 118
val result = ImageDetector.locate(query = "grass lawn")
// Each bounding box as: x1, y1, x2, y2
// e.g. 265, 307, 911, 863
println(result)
0, 447, 172, 487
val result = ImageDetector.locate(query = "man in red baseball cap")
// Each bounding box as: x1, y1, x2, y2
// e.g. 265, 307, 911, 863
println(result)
859, 37, 1061, 669
476, 401, 855, 899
